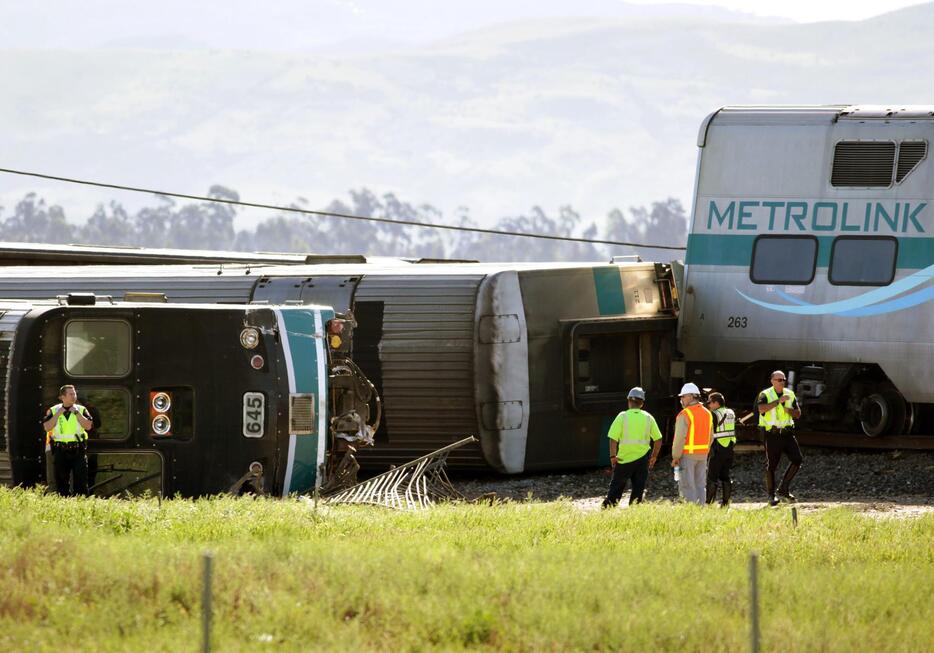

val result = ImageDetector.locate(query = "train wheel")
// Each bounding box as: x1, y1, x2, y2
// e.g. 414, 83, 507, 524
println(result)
859, 390, 908, 437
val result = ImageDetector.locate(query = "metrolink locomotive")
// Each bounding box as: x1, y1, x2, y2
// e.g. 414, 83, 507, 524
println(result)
678, 105, 934, 437
0, 296, 377, 497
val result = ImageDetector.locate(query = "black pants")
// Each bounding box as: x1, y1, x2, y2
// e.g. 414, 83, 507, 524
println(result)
52, 446, 88, 497
603, 452, 650, 507
763, 428, 803, 496
706, 442, 734, 505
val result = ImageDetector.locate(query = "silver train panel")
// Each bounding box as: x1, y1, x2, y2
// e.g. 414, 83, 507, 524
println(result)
0, 273, 257, 303
0, 307, 27, 484
351, 274, 486, 469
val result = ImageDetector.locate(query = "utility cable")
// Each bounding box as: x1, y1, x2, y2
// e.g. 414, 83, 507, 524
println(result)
0, 167, 687, 251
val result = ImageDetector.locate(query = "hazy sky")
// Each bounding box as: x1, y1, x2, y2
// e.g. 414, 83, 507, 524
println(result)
630, 0, 927, 22
2, 1, 930, 51
3, 0, 933, 232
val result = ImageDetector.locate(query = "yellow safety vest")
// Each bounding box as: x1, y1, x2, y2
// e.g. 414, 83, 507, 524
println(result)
49, 403, 88, 443
758, 387, 796, 430
713, 407, 736, 447
607, 409, 662, 464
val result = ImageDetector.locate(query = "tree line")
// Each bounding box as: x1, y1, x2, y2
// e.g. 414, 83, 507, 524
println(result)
0, 186, 687, 262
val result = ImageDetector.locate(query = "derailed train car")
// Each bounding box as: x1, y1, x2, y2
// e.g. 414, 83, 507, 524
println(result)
0, 260, 681, 472
0, 296, 377, 496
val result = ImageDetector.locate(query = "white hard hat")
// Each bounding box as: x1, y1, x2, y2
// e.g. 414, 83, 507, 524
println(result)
627, 387, 646, 400
679, 382, 701, 397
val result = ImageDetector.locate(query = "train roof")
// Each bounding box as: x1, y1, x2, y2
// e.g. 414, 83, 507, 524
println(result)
699, 104, 934, 146
0, 241, 328, 266
0, 298, 333, 312
0, 258, 659, 281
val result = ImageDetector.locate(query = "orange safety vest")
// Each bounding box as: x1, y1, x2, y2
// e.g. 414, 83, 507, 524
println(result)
679, 403, 713, 455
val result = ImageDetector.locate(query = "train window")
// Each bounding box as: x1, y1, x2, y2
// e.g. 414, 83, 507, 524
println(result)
829, 237, 898, 286
574, 333, 641, 399
83, 388, 131, 440
831, 141, 896, 187
88, 452, 162, 498
750, 236, 818, 285
64, 320, 131, 377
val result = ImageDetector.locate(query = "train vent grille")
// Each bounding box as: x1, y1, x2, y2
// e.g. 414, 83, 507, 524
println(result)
831, 141, 896, 187
896, 141, 927, 183
289, 394, 316, 435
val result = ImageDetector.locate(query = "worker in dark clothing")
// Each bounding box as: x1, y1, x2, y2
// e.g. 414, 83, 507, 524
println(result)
757, 370, 802, 506
41, 384, 93, 497
602, 387, 663, 508
705, 392, 736, 507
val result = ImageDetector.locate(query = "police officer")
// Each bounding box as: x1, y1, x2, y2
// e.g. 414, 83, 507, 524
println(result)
41, 384, 93, 496
671, 382, 712, 505
758, 370, 802, 506
602, 387, 663, 508
705, 392, 736, 507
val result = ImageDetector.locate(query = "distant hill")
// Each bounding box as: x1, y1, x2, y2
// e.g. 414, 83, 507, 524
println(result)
2, 3, 933, 228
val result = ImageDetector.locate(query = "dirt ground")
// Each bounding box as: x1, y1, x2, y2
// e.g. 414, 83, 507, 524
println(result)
453, 447, 934, 518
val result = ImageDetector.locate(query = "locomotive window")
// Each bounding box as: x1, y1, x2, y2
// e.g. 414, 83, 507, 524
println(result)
750, 236, 818, 285
64, 320, 131, 377
83, 388, 131, 440
829, 237, 898, 286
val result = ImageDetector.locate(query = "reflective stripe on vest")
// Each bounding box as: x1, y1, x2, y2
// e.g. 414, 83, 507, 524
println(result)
758, 387, 796, 430
714, 407, 737, 447
714, 408, 736, 439
617, 410, 653, 449
681, 403, 712, 454
49, 403, 88, 443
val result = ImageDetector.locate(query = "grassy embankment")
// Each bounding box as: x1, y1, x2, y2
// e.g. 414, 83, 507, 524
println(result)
0, 488, 931, 652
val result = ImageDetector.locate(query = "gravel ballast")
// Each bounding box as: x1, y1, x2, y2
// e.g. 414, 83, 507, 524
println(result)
454, 447, 934, 507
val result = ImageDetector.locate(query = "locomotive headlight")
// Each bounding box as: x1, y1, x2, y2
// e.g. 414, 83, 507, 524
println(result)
151, 391, 172, 413
240, 327, 260, 350
152, 415, 172, 435
250, 354, 265, 370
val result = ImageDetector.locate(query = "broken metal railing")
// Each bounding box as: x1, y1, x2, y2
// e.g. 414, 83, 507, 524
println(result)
325, 436, 477, 510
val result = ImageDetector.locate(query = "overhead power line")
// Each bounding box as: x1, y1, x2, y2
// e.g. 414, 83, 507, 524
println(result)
0, 167, 687, 251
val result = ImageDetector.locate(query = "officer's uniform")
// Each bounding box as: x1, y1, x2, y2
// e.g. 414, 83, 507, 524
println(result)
758, 386, 802, 501
602, 407, 662, 507
705, 407, 736, 505
42, 403, 91, 496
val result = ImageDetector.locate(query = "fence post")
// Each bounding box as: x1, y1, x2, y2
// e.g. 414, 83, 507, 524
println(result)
202, 551, 214, 653
791, 506, 798, 528
749, 552, 760, 653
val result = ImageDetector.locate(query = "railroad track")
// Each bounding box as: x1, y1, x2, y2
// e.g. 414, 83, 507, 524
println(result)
736, 431, 934, 451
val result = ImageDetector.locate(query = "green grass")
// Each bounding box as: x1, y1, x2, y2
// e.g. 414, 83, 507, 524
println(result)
0, 488, 931, 652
